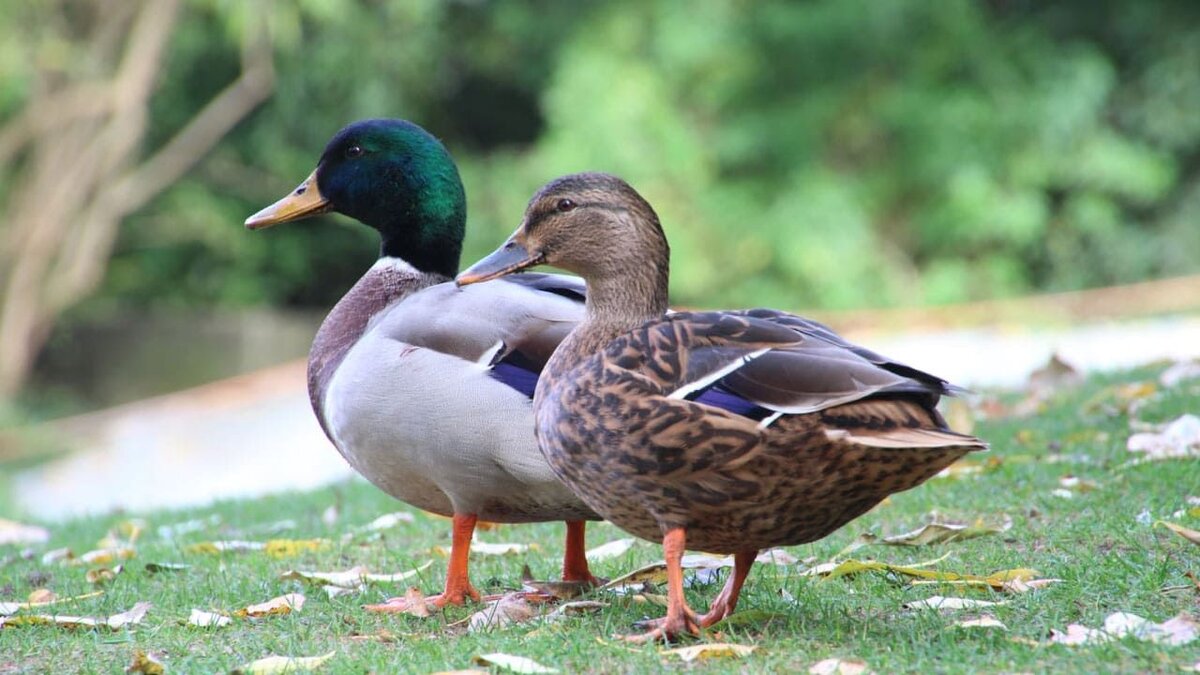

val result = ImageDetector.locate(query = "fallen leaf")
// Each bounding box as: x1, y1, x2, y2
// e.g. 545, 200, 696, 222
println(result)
954, 614, 1008, 630
235, 593, 306, 618
125, 649, 165, 675
519, 565, 594, 600
232, 651, 336, 674
808, 657, 872, 674
157, 515, 220, 539
76, 547, 135, 566
0, 590, 104, 616
1126, 414, 1200, 461
278, 561, 433, 592
184, 540, 265, 554
86, 565, 123, 584
1050, 611, 1198, 646
664, 643, 756, 662
321, 504, 340, 526
1050, 623, 1107, 646
0, 518, 49, 546
470, 541, 531, 556
808, 557, 1053, 595
837, 516, 1011, 557
27, 588, 55, 603
144, 562, 191, 574
471, 653, 558, 673
545, 601, 607, 621
41, 547, 73, 565
264, 539, 330, 558
397, 587, 432, 618
468, 593, 536, 632
1158, 520, 1200, 546
600, 553, 737, 592
98, 519, 146, 549
360, 512, 415, 531
585, 538, 636, 562
1161, 361, 1200, 387
755, 548, 801, 565
0, 601, 150, 630
903, 596, 1005, 611
188, 608, 231, 627
1058, 475, 1100, 492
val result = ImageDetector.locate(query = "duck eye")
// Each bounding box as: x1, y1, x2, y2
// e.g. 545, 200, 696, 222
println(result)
345, 144, 364, 158
556, 198, 576, 212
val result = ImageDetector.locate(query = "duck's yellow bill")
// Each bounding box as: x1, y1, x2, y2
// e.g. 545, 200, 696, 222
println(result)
456, 239, 544, 286
244, 170, 331, 229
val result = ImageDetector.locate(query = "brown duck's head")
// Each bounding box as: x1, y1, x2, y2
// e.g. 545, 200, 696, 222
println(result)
457, 172, 668, 287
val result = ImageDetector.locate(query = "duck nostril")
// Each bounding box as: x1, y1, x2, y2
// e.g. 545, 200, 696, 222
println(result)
295, 186, 307, 195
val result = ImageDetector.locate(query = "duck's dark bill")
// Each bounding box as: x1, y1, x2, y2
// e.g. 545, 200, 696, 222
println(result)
244, 170, 332, 229
457, 242, 544, 286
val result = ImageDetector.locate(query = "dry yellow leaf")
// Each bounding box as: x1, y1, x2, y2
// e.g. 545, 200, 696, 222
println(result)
1158, 520, 1200, 546
471, 653, 558, 673
184, 540, 265, 554
86, 565, 123, 585
955, 614, 1008, 630
27, 588, 55, 604
0, 601, 150, 630
264, 539, 330, 558
0, 590, 103, 617
231, 651, 336, 674
808, 657, 872, 675
234, 593, 306, 618
126, 649, 165, 675
75, 547, 135, 566
664, 643, 756, 663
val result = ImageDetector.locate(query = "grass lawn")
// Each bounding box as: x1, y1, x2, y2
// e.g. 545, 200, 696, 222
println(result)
1, 363, 1198, 673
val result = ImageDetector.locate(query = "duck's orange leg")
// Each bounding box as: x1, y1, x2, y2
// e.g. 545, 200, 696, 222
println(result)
624, 527, 702, 643
696, 549, 756, 627
561, 520, 601, 586
365, 512, 482, 613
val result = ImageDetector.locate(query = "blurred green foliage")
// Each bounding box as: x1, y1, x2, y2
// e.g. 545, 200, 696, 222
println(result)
5, 0, 1200, 313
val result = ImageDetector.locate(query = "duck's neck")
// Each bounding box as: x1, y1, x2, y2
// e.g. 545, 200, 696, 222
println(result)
378, 213, 463, 278
572, 261, 671, 354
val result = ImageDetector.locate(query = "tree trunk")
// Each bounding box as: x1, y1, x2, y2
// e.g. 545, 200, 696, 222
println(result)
0, 0, 275, 400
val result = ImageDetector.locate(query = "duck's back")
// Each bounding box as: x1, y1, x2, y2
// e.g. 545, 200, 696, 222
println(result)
536, 309, 985, 551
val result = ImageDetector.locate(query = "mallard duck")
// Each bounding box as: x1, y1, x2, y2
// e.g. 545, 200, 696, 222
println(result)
244, 120, 601, 612
457, 172, 988, 641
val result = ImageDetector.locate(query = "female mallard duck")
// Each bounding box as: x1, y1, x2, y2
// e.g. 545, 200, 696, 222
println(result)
244, 120, 601, 612
457, 172, 988, 641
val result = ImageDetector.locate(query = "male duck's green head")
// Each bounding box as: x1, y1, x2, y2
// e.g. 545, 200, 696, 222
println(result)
245, 119, 467, 277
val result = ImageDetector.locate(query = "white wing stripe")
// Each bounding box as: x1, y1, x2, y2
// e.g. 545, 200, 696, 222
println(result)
667, 347, 771, 400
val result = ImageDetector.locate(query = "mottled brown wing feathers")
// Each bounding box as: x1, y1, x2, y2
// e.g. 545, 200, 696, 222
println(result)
608, 310, 956, 416
603, 311, 802, 398
815, 398, 988, 450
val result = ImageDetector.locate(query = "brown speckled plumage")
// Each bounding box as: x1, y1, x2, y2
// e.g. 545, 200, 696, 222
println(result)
457, 172, 987, 641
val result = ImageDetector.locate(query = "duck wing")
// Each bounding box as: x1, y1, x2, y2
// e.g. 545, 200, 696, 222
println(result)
372, 273, 585, 396
619, 310, 963, 419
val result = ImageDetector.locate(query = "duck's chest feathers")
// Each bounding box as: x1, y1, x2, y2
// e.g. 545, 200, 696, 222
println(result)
308, 258, 444, 437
